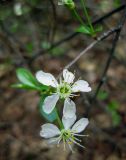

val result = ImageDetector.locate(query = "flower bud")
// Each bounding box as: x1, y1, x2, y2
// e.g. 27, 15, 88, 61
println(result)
64, 0, 75, 9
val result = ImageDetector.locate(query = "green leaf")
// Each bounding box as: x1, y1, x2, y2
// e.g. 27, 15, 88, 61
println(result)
38, 95, 57, 122
111, 111, 121, 126
26, 42, 34, 54
108, 100, 119, 110
76, 25, 92, 35
11, 83, 39, 90
107, 100, 121, 126
94, 25, 103, 33
41, 41, 50, 50
15, 68, 48, 91
97, 90, 108, 100
113, 0, 121, 7
16, 68, 38, 88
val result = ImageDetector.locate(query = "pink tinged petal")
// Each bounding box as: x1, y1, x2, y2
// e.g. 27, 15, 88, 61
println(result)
62, 115, 76, 130
35, 70, 58, 88
40, 123, 60, 138
63, 98, 76, 118
72, 80, 91, 92
43, 94, 59, 114
71, 118, 89, 133
63, 69, 75, 84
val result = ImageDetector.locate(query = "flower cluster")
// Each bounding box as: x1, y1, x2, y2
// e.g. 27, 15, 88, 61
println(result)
36, 69, 91, 151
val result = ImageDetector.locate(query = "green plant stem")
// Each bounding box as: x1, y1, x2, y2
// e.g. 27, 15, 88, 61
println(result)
55, 108, 64, 129
72, 8, 86, 26
81, 0, 94, 32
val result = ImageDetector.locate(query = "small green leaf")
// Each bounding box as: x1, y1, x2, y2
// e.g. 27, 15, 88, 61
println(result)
108, 100, 119, 110
111, 111, 121, 126
107, 100, 121, 126
41, 41, 50, 50
15, 68, 48, 91
16, 68, 38, 88
76, 25, 91, 35
94, 25, 103, 33
98, 90, 108, 100
113, 0, 121, 7
26, 42, 34, 54
11, 83, 39, 90
38, 95, 57, 122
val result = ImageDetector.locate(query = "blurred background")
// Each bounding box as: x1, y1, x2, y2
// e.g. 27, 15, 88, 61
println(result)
0, 0, 126, 160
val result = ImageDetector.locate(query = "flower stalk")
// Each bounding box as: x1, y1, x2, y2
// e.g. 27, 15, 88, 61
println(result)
55, 108, 64, 129
81, 0, 95, 33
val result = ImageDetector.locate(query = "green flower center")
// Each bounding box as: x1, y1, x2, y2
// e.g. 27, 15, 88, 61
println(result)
61, 129, 74, 142
57, 82, 72, 99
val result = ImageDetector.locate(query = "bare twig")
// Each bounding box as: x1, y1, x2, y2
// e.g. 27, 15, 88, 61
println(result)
28, 4, 126, 63
48, 0, 57, 44
64, 26, 121, 69
83, 6, 126, 117
92, 6, 126, 102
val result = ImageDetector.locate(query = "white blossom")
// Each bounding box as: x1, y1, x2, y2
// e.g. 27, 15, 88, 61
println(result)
36, 69, 91, 118
40, 115, 89, 152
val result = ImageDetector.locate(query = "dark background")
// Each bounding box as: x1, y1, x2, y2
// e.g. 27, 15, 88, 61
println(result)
0, 0, 126, 160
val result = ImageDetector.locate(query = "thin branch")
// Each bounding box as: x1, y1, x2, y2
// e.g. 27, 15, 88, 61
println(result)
92, 6, 126, 102
28, 4, 126, 63
57, 26, 121, 79
48, 0, 57, 44
82, 6, 126, 117
64, 26, 121, 69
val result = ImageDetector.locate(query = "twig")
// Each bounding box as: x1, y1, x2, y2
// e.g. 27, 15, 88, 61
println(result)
92, 6, 126, 102
48, 0, 57, 44
56, 26, 121, 79
64, 27, 121, 69
28, 4, 126, 63
82, 6, 126, 118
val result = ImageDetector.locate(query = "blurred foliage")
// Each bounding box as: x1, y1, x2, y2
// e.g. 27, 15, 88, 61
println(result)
107, 100, 121, 126
97, 90, 108, 101
113, 0, 121, 7
98, 90, 121, 126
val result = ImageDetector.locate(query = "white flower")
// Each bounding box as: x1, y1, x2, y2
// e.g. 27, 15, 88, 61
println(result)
36, 69, 91, 118
40, 115, 89, 152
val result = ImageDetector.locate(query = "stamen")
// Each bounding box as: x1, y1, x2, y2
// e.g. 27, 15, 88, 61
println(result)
57, 136, 62, 146
63, 137, 66, 151
66, 140, 74, 153
72, 133, 89, 137
70, 93, 80, 97
74, 137, 82, 142
70, 138, 85, 149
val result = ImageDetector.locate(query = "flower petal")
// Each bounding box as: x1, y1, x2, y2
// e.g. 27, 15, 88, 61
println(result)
36, 70, 58, 88
40, 123, 60, 138
63, 69, 75, 84
62, 115, 76, 130
43, 94, 59, 114
72, 80, 91, 92
72, 118, 89, 133
63, 98, 76, 118
47, 137, 61, 145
